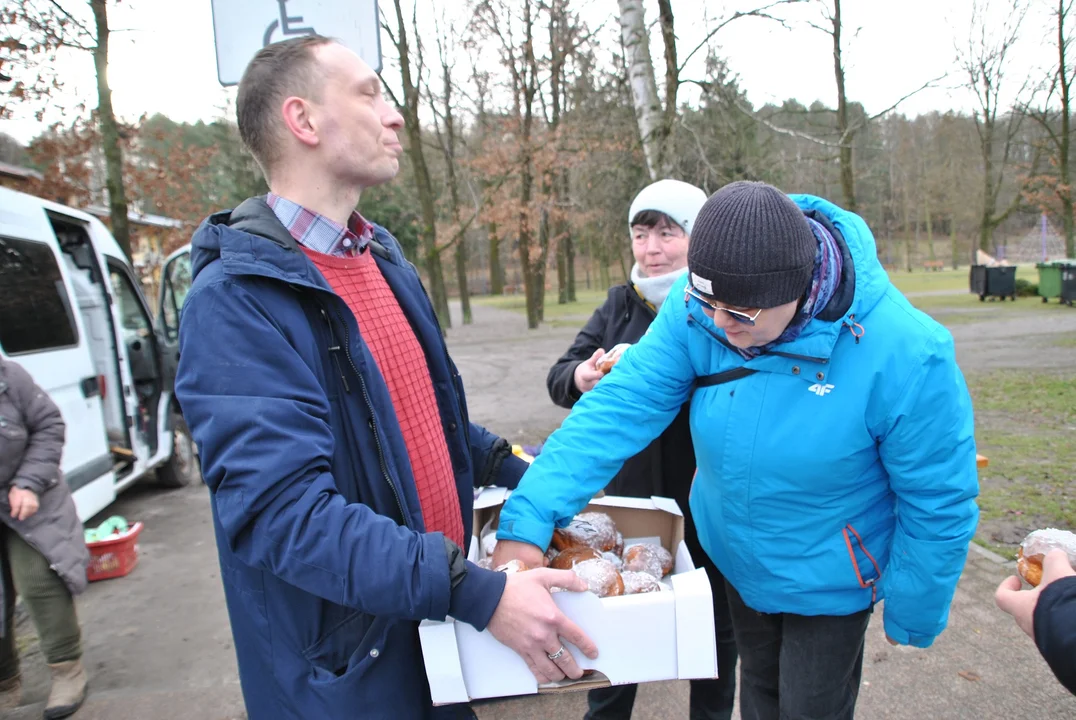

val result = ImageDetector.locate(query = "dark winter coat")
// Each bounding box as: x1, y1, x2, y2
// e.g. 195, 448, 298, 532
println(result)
546, 284, 696, 517
0, 358, 89, 636
175, 197, 528, 720
1035, 575, 1076, 695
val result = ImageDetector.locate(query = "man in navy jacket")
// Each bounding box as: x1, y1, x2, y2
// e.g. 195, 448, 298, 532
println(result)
175, 36, 594, 720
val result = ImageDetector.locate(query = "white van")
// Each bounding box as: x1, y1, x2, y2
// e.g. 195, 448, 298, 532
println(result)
0, 186, 199, 522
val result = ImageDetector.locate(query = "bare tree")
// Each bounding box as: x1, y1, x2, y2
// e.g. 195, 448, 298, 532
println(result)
1023, 0, 1076, 258
4, 0, 132, 258
546, 0, 578, 304
431, 11, 473, 324
519, 0, 544, 326
466, 63, 505, 295
617, 0, 802, 181
961, 0, 1038, 254
807, 0, 856, 209
384, 0, 451, 329
475, 0, 546, 328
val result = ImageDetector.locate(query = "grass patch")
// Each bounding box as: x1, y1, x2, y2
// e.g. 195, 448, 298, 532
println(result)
1053, 332, 1076, 348
887, 264, 1040, 295
925, 313, 1000, 327
906, 292, 1076, 314
472, 275, 1071, 334
967, 369, 1076, 549
972, 537, 1019, 561
888, 267, 969, 294
908, 292, 1006, 310
475, 288, 609, 323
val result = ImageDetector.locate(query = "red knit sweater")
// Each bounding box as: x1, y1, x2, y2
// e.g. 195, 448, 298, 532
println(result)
304, 248, 464, 547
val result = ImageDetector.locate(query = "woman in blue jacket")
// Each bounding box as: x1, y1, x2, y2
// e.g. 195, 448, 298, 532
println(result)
547, 179, 737, 720
493, 182, 980, 720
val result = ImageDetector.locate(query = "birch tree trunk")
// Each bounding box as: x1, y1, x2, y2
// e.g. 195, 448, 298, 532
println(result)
617, 0, 663, 180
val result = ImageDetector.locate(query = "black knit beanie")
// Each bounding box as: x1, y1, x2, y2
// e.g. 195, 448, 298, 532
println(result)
687, 181, 816, 309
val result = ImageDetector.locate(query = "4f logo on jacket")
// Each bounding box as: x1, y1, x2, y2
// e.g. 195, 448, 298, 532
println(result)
808, 383, 835, 397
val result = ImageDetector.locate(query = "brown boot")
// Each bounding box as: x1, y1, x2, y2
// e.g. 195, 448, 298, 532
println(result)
43, 659, 86, 719
0, 674, 21, 710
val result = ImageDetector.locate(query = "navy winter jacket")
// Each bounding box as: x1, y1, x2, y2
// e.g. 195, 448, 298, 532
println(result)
175, 197, 527, 719
1035, 576, 1076, 695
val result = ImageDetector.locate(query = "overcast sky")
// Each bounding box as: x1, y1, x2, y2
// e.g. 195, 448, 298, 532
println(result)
1, 0, 1061, 145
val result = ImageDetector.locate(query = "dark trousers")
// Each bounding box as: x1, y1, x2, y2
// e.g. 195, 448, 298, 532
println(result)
585, 557, 737, 720
725, 581, 872, 720
0, 525, 82, 681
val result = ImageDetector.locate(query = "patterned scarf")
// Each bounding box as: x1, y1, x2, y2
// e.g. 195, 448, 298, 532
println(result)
740, 217, 843, 357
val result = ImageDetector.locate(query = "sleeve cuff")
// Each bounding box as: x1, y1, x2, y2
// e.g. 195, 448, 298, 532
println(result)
496, 453, 529, 491
13, 477, 46, 494
495, 515, 555, 552
566, 363, 583, 404
882, 610, 936, 648
448, 562, 507, 631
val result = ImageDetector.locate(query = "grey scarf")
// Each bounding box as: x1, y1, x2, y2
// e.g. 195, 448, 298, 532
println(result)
630, 264, 686, 308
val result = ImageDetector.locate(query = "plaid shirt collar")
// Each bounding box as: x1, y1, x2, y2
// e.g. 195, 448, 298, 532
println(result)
266, 193, 375, 257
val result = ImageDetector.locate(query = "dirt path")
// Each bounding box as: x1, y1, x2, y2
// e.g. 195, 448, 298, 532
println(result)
5, 297, 1074, 719
444, 302, 577, 444
947, 309, 1076, 371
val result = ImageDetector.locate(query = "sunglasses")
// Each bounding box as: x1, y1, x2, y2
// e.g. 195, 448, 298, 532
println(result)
685, 287, 764, 326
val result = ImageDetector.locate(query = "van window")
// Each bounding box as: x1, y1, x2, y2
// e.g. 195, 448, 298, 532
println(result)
0, 236, 79, 354
109, 267, 153, 344
160, 252, 192, 340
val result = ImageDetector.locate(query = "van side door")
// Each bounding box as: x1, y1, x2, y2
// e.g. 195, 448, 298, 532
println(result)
156, 248, 192, 391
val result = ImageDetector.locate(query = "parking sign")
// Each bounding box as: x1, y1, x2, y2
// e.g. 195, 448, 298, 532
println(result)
210, 0, 381, 86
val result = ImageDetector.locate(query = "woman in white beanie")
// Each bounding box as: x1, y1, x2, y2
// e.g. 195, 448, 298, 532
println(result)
545, 179, 737, 720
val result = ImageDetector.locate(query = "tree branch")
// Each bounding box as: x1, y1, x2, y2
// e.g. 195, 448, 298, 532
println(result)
866, 74, 947, 123
378, 71, 402, 107
46, 0, 95, 44
435, 170, 513, 254
678, 113, 721, 191
380, 17, 398, 47
723, 91, 842, 148
679, 0, 804, 73
56, 37, 95, 52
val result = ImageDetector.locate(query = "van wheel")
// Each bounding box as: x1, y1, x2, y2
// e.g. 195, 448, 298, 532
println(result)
157, 412, 200, 488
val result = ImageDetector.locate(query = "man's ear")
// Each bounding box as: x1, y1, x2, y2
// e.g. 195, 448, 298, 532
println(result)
281, 96, 319, 148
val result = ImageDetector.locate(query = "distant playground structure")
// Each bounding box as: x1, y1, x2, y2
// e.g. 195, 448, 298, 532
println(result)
996, 214, 1071, 264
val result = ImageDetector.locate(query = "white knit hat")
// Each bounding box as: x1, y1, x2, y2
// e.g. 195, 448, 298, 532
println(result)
628, 179, 709, 236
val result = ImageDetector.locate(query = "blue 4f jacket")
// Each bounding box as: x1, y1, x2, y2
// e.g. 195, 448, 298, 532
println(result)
498, 194, 980, 648
175, 198, 527, 719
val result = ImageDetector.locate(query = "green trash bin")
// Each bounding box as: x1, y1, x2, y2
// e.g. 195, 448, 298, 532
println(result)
1037, 261, 1069, 302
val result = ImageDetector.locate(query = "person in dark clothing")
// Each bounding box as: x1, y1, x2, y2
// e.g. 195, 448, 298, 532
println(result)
996, 548, 1076, 695
0, 358, 89, 719
175, 36, 594, 720
546, 179, 737, 720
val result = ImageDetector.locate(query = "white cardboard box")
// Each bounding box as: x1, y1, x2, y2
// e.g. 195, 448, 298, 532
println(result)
419, 488, 718, 704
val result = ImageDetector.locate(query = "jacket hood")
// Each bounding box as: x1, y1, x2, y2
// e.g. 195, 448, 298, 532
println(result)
790, 193, 889, 321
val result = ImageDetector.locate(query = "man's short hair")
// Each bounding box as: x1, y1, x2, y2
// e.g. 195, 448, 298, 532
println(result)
236, 34, 335, 177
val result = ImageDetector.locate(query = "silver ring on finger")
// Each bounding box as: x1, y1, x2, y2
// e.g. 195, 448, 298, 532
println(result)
547, 646, 565, 661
